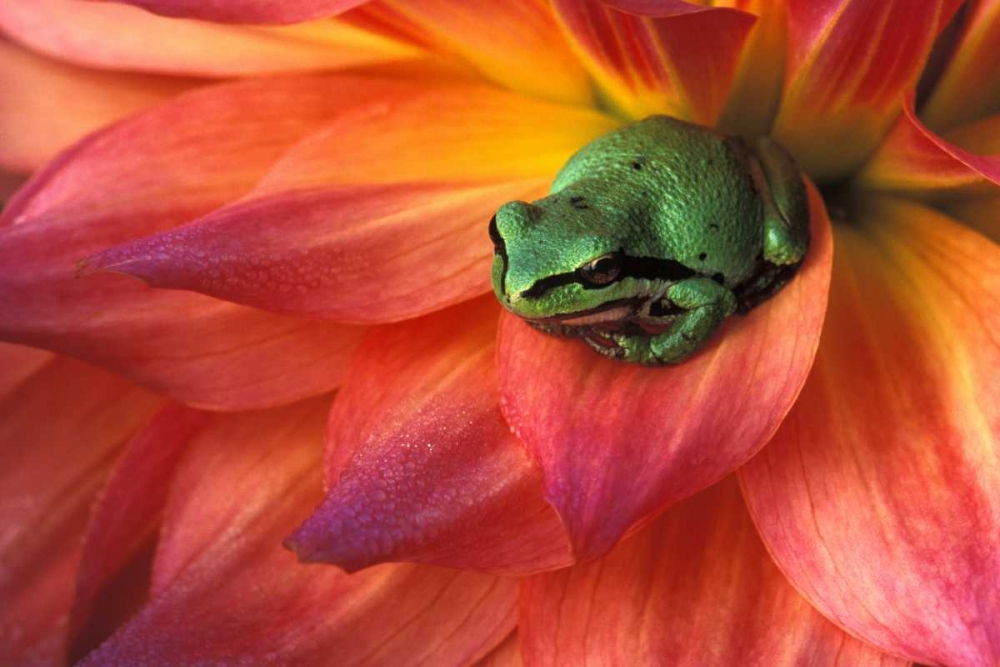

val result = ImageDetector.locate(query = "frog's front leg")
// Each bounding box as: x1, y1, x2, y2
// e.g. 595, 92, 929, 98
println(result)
754, 137, 810, 267
612, 277, 737, 365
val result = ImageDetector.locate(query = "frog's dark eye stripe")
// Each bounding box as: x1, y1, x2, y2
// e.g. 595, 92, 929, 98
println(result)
578, 252, 623, 285
520, 255, 697, 299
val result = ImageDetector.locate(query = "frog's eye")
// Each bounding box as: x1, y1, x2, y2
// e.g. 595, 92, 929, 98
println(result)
578, 252, 623, 285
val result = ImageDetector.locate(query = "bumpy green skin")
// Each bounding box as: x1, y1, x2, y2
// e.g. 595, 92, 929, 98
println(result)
490, 115, 810, 365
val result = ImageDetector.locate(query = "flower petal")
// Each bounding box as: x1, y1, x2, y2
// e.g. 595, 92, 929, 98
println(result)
773, 0, 957, 179
0, 0, 417, 77
0, 76, 423, 408
922, 0, 1000, 131
497, 183, 833, 561
477, 633, 524, 667
81, 398, 517, 666
0, 38, 193, 172
0, 351, 161, 666
348, 0, 592, 105
552, 0, 756, 123
945, 195, 1000, 241
286, 299, 572, 574
81, 86, 616, 321
89, 0, 370, 24
521, 477, 907, 666
858, 95, 1000, 196
68, 405, 208, 653
739, 198, 1000, 666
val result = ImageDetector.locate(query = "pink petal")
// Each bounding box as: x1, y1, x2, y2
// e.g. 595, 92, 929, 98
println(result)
739, 199, 1000, 666
552, 0, 756, 122
476, 633, 524, 667
497, 183, 833, 561
1, 76, 422, 408
858, 94, 1000, 195
68, 405, 208, 653
287, 299, 571, 574
1, 0, 417, 77
81, 85, 617, 322
0, 39, 193, 173
87, 0, 370, 24
0, 351, 161, 666
922, 0, 1000, 130
773, 0, 958, 179
347, 0, 592, 105
81, 398, 517, 666
521, 477, 907, 666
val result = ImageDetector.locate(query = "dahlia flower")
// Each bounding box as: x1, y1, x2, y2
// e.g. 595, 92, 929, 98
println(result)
0, 0, 997, 665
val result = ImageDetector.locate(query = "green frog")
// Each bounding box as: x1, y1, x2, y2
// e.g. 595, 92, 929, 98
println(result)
489, 115, 809, 365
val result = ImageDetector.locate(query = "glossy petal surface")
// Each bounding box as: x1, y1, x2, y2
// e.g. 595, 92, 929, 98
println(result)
859, 97, 1000, 196
91, 0, 371, 24
552, 0, 756, 122
0, 76, 427, 407
0, 39, 192, 172
0, 0, 414, 77
740, 199, 1000, 667
82, 398, 517, 666
522, 478, 906, 667
0, 352, 160, 666
287, 299, 571, 573
497, 184, 833, 560
774, 0, 959, 178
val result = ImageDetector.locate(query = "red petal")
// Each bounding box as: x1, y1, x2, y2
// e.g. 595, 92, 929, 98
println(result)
497, 183, 833, 561
552, 0, 756, 122
81, 398, 517, 666
348, 0, 592, 105
774, 0, 954, 179
739, 199, 1000, 666
0, 76, 422, 408
68, 405, 208, 651
859, 94, 1000, 195
922, 0, 1000, 130
522, 477, 907, 666
88, 0, 370, 24
1, 0, 416, 77
0, 352, 161, 666
0, 39, 192, 172
286, 299, 571, 573
476, 632, 524, 667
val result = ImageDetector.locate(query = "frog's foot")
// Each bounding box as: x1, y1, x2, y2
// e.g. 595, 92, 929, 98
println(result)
754, 137, 810, 267
605, 278, 737, 365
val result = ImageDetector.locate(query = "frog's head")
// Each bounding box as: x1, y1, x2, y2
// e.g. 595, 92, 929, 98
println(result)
489, 193, 645, 324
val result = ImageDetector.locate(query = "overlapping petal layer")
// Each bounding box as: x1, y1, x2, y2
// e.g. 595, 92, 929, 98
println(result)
287, 299, 571, 573
922, 0, 1000, 130
521, 477, 906, 666
82, 398, 517, 666
82, 86, 616, 321
0, 0, 415, 77
0, 350, 160, 666
90, 0, 370, 24
858, 96, 1000, 195
0, 39, 193, 172
551, 0, 756, 123
477, 633, 524, 667
498, 184, 833, 561
0, 76, 433, 408
774, 0, 962, 179
946, 195, 1000, 240
739, 199, 1000, 667
349, 0, 592, 105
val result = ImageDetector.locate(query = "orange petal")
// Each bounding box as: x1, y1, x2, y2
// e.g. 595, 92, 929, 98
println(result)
477, 632, 524, 667
945, 195, 1000, 240
0, 76, 425, 408
0, 38, 193, 172
287, 299, 571, 574
551, 0, 756, 123
496, 183, 833, 561
858, 95, 1000, 196
922, 0, 1000, 131
739, 198, 1000, 666
349, 0, 592, 105
773, 0, 957, 179
0, 0, 418, 77
521, 477, 906, 666
0, 351, 161, 666
89, 0, 369, 24
81, 398, 517, 666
